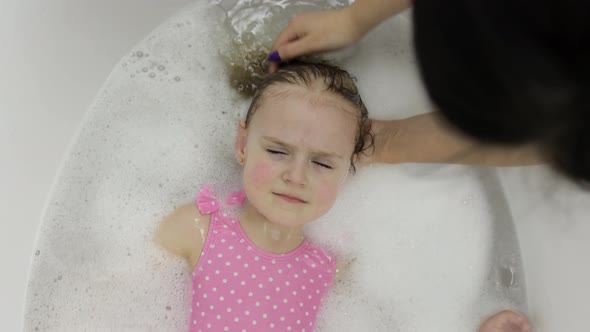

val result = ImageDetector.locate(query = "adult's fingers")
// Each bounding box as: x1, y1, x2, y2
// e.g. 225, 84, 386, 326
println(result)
268, 22, 302, 73
276, 36, 322, 62
268, 29, 315, 73
268, 61, 279, 73
271, 18, 303, 52
268, 36, 323, 73
271, 27, 316, 62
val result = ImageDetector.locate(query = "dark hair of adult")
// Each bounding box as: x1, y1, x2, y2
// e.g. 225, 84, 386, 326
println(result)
413, 0, 590, 183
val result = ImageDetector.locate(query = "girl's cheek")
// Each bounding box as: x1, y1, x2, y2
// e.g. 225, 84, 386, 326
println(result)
248, 161, 275, 186
315, 177, 340, 206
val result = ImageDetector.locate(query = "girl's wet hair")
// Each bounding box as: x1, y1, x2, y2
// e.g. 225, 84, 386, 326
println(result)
244, 60, 374, 173
414, 0, 590, 185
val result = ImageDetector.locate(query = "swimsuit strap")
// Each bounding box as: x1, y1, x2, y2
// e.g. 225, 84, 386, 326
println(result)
195, 185, 246, 215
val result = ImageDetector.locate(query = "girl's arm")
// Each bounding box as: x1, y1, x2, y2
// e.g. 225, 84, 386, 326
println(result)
156, 203, 210, 269
369, 112, 544, 166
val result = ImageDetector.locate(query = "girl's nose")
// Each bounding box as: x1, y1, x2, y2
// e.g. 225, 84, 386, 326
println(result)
282, 159, 308, 186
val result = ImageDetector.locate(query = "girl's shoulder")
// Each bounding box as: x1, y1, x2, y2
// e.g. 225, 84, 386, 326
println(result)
156, 202, 211, 269
156, 185, 245, 268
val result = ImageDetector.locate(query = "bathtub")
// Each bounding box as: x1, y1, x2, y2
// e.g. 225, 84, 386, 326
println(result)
1, 0, 588, 331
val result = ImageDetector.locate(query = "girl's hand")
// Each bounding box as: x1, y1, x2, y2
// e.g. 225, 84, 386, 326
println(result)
478, 310, 532, 332
268, 7, 365, 73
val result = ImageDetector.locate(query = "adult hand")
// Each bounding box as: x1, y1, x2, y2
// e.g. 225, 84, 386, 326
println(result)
268, 0, 412, 72
268, 8, 365, 73
478, 310, 532, 332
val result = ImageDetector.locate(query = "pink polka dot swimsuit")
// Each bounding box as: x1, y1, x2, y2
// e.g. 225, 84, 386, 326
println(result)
189, 186, 336, 332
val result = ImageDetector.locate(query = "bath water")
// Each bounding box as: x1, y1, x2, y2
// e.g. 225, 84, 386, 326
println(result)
24, 1, 526, 331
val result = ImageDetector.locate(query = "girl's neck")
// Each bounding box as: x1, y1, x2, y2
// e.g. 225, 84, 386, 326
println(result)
238, 201, 304, 255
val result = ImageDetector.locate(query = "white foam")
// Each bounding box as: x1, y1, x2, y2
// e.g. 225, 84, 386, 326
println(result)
24, 1, 525, 331
308, 165, 498, 331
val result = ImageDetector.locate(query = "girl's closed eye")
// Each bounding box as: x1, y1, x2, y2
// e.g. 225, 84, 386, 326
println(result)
265, 147, 334, 169
266, 149, 286, 155
313, 161, 333, 169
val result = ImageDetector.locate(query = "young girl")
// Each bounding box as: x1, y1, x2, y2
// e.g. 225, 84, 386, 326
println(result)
156, 60, 532, 332
157, 61, 372, 332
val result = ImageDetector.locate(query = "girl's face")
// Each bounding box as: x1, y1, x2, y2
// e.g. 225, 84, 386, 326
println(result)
236, 84, 358, 228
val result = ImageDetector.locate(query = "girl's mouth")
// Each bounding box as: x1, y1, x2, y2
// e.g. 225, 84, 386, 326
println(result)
273, 192, 306, 203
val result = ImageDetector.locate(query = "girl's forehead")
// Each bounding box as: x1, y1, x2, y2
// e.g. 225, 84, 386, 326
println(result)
250, 88, 358, 155
256, 90, 357, 125
258, 84, 357, 119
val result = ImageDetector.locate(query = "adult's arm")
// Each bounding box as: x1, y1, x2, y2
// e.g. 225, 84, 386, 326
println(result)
368, 112, 543, 166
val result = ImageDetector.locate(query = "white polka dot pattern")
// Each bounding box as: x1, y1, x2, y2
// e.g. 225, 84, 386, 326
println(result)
189, 186, 335, 332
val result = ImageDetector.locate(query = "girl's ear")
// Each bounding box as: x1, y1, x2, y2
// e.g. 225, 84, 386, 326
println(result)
235, 121, 247, 165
